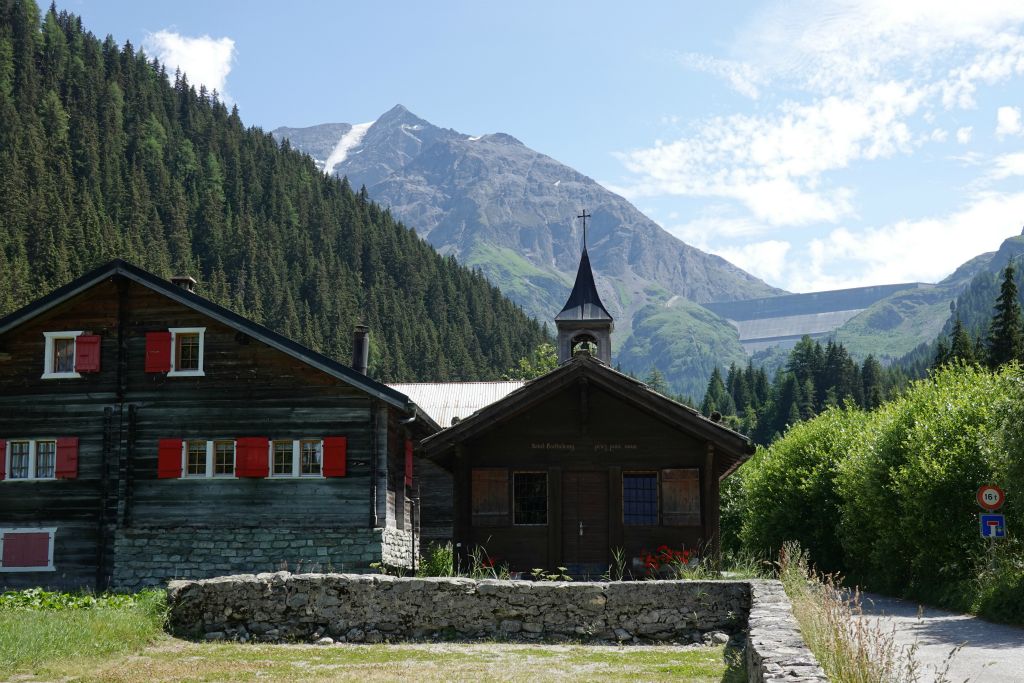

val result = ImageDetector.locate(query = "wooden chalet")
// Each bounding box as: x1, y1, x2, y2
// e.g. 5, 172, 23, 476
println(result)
0, 260, 437, 591
415, 245, 754, 576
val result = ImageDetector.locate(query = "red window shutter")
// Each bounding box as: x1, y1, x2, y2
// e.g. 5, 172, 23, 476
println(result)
145, 331, 172, 373
157, 438, 183, 479
2, 532, 50, 568
74, 335, 101, 373
236, 437, 269, 478
323, 436, 347, 477
405, 439, 414, 487
55, 437, 79, 479
0, 439, 6, 480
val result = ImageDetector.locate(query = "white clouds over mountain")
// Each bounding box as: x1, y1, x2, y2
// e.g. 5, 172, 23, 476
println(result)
144, 30, 236, 102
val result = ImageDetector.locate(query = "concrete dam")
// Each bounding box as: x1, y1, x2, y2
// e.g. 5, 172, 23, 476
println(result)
704, 283, 934, 354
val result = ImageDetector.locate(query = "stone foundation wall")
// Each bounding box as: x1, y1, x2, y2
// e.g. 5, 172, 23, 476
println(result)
380, 527, 417, 569
112, 527, 407, 590
745, 580, 827, 682
167, 572, 750, 644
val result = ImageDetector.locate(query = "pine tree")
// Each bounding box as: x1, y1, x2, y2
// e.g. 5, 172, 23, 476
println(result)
986, 261, 1024, 368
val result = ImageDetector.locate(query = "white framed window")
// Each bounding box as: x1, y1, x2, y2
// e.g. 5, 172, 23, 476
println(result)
4, 440, 58, 481
268, 439, 324, 478
168, 327, 205, 377
271, 440, 295, 477
180, 439, 234, 478
42, 331, 82, 379
0, 527, 57, 572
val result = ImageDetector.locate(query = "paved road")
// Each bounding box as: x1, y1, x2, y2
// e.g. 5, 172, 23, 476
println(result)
857, 593, 1024, 682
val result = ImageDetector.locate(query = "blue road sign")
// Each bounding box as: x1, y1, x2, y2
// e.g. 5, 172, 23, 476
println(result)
980, 514, 1006, 538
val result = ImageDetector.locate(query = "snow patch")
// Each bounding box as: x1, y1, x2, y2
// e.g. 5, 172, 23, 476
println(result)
468, 135, 483, 141
554, 180, 561, 187
323, 121, 373, 176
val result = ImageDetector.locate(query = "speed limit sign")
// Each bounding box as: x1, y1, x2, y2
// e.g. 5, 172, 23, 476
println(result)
977, 485, 1005, 511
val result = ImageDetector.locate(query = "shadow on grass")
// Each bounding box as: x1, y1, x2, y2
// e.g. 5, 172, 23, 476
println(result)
721, 642, 747, 683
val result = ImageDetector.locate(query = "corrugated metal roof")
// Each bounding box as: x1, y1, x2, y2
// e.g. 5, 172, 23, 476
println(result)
388, 381, 526, 428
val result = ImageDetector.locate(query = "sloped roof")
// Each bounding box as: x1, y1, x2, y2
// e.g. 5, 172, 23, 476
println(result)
555, 248, 613, 322
388, 381, 526, 428
0, 259, 439, 432
421, 353, 753, 475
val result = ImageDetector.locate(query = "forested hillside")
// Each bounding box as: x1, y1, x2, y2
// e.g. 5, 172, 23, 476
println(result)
0, 1, 547, 381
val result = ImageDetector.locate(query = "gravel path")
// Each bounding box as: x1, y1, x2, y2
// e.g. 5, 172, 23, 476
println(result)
857, 593, 1024, 682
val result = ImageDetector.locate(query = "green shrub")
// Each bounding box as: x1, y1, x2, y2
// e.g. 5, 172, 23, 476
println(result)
416, 541, 456, 577
838, 363, 1010, 598
740, 407, 866, 573
736, 363, 1024, 623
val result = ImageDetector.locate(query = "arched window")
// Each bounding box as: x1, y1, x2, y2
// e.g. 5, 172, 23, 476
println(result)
571, 334, 598, 357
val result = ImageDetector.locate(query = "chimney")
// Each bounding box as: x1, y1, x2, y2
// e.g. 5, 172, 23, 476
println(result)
170, 274, 197, 293
351, 325, 370, 375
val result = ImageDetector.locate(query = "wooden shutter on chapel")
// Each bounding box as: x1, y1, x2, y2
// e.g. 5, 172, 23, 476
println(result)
0, 439, 6, 480
471, 468, 509, 526
662, 468, 701, 526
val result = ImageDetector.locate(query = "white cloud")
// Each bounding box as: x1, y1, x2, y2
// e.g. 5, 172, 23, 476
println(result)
678, 53, 764, 99
622, 2, 1024, 234
618, 83, 919, 225
785, 191, 1024, 291
996, 106, 1023, 136
144, 30, 236, 101
987, 152, 1024, 180
712, 240, 792, 283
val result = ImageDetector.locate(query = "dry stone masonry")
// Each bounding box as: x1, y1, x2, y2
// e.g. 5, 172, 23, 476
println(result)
168, 572, 748, 644
166, 573, 826, 682
745, 580, 828, 682
113, 527, 416, 589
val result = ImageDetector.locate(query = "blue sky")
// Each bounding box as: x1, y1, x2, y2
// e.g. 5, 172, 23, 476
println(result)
69, 0, 1024, 293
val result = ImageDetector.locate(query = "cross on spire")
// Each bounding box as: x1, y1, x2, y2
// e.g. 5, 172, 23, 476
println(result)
577, 209, 591, 250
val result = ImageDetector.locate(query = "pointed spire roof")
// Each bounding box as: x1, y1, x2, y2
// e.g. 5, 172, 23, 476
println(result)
556, 248, 613, 322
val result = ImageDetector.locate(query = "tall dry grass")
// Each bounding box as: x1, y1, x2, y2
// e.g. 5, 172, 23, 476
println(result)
778, 542, 960, 683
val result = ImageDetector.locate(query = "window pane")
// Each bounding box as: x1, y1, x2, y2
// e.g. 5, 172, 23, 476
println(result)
662, 469, 701, 526
472, 469, 509, 525
176, 333, 200, 371
273, 441, 293, 475
623, 473, 658, 525
513, 472, 547, 525
300, 440, 321, 475
35, 441, 56, 479
54, 338, 75, 373
186, 440, 207, 475
214, 441, 234, 476
10, 441, 30, 479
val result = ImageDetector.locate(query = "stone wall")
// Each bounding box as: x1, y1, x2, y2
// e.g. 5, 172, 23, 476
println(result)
380, 527, 417, 569
167, 572, 750, 644
112, 527, 405, 590
745, 580, 827, 682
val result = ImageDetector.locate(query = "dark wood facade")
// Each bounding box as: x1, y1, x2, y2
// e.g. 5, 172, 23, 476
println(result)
421, 354, 752, 577
0, 260, 435, 590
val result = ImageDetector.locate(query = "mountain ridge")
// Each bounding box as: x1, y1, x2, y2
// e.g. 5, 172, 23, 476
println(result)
273, 106, 783, 396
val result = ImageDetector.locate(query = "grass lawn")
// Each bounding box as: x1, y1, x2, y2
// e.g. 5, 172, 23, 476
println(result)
0, 589, 745, 682
7, 640, 745, 682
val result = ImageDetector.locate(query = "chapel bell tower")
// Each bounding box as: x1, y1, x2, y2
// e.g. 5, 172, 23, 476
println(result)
555, 210, 614, 364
